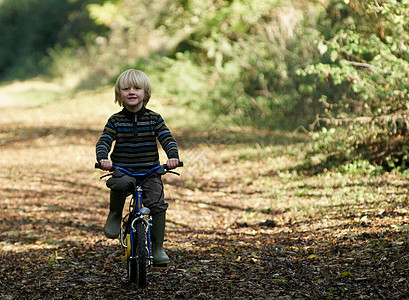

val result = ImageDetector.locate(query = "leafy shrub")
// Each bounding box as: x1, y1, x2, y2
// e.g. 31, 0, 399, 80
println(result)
133, 53, 210, 110
174, 0, 324, 128
297, 0, 409, 170
339, 160, 383, 176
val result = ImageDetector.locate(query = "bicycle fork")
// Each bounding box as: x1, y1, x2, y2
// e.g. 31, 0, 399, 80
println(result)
120, 187, 154, 265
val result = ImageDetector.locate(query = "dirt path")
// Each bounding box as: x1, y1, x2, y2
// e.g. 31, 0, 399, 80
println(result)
1, 89, 409, 299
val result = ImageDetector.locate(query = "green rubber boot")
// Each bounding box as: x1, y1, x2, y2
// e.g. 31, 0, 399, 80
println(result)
104, 191, 127, 239
151, 212, 170, 267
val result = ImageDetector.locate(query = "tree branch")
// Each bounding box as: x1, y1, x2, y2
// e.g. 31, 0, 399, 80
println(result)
317, 110, 409, 127
345, 61, 380, 73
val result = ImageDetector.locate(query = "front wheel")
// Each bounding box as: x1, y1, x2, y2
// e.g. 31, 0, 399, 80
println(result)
127, 221, 147, 287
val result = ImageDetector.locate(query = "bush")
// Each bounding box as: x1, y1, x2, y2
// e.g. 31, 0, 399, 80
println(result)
179, 0, 324, 129
297, 0, 409, 170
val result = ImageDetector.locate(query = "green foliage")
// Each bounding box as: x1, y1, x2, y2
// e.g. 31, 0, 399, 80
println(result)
0, 0, 108, 79
168, 0, 324, 128
298, 0, 409, 170
45, 0, 325, 128
133, 53, 210, 110
339, 160, 384, 176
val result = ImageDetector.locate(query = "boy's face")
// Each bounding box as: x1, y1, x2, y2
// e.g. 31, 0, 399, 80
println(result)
121, 86, 145, 112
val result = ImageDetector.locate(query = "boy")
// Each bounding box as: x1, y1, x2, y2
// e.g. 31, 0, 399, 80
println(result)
96, 69, 179, 266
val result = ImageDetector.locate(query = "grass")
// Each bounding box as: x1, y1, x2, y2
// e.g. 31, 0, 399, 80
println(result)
0, 79, 69, 107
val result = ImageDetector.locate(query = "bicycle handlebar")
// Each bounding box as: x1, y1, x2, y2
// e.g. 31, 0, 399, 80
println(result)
94, 161, 183, 177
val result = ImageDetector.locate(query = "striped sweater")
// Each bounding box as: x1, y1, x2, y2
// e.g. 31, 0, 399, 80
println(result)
96, 107, 179, 172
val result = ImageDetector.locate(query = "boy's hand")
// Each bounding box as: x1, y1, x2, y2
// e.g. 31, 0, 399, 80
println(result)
166, 158, 179, 170
100, 159, 113, 171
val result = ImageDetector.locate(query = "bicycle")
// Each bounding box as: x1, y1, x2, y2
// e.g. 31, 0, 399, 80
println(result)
95, 161, 183, 287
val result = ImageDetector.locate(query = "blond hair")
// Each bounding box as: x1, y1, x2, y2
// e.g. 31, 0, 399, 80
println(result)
114, 69, 152, 107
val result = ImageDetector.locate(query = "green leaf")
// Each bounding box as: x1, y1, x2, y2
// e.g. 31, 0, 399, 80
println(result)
330, 50, 338, 62
339, 271, 352, 278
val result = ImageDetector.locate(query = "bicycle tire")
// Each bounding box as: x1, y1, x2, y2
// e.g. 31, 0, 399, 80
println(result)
127, 233, 137, 283
127, 221, 148, 286
135, 221, 147, 287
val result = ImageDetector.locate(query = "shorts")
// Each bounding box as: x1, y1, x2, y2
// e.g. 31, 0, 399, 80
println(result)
106, 169, 168, 215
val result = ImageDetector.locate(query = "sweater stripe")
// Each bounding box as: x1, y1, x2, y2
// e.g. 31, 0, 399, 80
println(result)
96, 107, 179, 172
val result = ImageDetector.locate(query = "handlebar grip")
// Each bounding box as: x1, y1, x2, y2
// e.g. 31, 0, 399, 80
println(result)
178, 161, 184, 167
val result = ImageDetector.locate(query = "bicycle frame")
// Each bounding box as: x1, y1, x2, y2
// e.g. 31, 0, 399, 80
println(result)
116, 165, 163, 267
